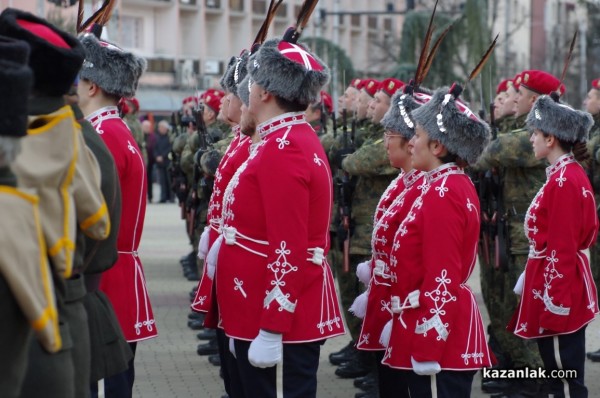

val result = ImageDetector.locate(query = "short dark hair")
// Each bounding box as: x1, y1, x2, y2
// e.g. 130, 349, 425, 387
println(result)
274, 95, 308, 113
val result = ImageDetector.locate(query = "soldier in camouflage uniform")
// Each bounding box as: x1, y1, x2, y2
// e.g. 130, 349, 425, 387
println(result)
334, 78, 403, 380
583, 79, 600, 362
121, 97, 146, 165
474, 70, 562, 397
326, 79, 379, 368
306, 90, 333, 136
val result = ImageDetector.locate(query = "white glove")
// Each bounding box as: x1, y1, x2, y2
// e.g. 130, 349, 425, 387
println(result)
411, 356, 441, 376
248, 330, 283, 368
513, 271, 525, 295
356, 260, 372, 285
206, 234, 223, 280
379, 320, 393, 347
349, 291, 368, 319
229, 337, 236, 358
198, 226, 210, 258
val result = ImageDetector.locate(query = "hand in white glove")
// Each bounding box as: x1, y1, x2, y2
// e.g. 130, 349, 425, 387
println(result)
206, 235, 223, 280
379, 320, 392, 347
229, 337, 236, 358
248, 330, 283, 368
411, 356, 441, 376
198, 226, 210, 258
513, 271, 525, 295
356, 260, 372, 285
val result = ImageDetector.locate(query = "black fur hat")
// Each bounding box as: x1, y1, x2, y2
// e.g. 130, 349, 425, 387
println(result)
0, 36, 33, 137
219, 56, 237, 92
381, 87, 433, 140
237, 75, 251, 107
247, 38, 329, 106
412, 86, 491, 165
79, 33, 146, 98
0, 8, 84, 97
221, 50, 250, 97
527, 95, 593, 143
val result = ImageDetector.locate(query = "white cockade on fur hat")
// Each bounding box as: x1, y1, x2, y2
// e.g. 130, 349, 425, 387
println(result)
247, 38, 329, 106
411, 85, 491, 165
79, 33, 146, 98
526, 95, 593, 143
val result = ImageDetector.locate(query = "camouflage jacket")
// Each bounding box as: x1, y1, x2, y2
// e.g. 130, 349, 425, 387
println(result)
473, 114, 545, 255
123, 113, 146, 164
341, 123, 399, 255
587, 115, 600, 194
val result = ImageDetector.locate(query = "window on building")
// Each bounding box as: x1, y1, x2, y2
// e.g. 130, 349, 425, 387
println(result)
119, 15, 143, 49
383, 18, 392, 32
146, 58, 175, 73
206, 0, 221, 8
230, 0, 243, 11
368, 16, 377, 30
253, 0, 266, 14
351, 14, 360, 27
180, 0, 197, 5
275, 3, 287, 18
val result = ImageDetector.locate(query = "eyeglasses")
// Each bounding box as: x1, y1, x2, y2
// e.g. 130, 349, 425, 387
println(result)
384, 132, 402, 139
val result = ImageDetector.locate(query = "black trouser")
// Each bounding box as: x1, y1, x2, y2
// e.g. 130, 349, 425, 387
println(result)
146, 160, 155, 201
91, 342, 137, 398
230, 339, 322, 398
375, 351, 410, 398
407, 369, 476, 398
157, 165, 172, 202
537, 326, 587, 398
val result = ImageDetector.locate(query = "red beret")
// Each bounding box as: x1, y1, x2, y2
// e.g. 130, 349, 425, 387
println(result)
592, 78, 600, 90
202, 88, 225, 113
512, 73, 522, 91
118, 97, 130, 115
182, 96, 197, 105
349, 78, 362, 89
519, 70, 561, 96
320, 91, 333, 114
129, 97, 140, 111
359, 79, 380, 97
379, 78, 405, 97
496, 79, 511, 94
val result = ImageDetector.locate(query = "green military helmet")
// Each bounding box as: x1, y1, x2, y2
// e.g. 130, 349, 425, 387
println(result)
200, 149, 221, 177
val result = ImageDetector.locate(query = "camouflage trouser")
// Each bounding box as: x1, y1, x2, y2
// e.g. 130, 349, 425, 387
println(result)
485, 252, 543, 369
328, 238, 367, 341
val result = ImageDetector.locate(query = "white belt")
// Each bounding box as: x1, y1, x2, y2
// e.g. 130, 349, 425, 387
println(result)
221, 226, 325, 265
118, 250, 139, 257
390, 290, 420, 328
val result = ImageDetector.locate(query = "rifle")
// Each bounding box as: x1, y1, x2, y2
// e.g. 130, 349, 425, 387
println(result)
338, 107, 355, 273
494, 169, 509, 272
331, 109, 338, 139
319, 101, 328, 136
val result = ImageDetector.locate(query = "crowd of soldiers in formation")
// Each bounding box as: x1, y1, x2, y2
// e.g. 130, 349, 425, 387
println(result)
169, 63, 600, 398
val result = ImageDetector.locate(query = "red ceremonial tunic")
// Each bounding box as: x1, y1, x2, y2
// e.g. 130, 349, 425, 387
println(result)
191, 126, 252, 328
382, 163, 494, 370
357, 170, 426, 351
215, 112, 345, 342
88, 106, 157, 342
508, 154, 599, 338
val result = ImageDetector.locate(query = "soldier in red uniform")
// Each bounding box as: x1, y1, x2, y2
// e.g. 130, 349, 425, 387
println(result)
380, 85, 495, 397
508, 94, 598, 398
78, 32, 156, 397
349, 87, 431, 398
211, 35, 345, 397
192, 49, 253, 397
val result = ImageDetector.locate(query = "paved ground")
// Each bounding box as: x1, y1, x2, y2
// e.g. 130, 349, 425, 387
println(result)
133, 197, 600, 397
